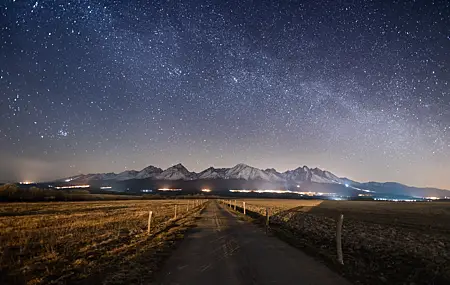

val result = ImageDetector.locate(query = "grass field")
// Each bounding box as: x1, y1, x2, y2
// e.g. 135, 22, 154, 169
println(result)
230, 198, 450, 285
0, 199, 206, 285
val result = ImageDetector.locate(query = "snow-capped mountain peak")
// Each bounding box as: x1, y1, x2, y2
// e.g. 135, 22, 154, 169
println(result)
157, 163, 195, 180
281, 166, 342, 184
224, 163, 283, 181
115, 170, 139, 181
198, 167, 227, 179
135, 165, 163, 179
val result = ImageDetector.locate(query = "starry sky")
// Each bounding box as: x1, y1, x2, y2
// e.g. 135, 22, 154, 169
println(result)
1, 0, 449, 188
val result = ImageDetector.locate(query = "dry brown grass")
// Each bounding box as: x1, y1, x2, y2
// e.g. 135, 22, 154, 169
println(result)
237, 198, 323, 214
227, 199, 450, 285
0, 199, 206, 285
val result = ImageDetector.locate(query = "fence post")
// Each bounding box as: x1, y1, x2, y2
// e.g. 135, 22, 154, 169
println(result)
336, 214, 344, 265
265, 207, 270, 234
243, 202, 246, 215
147, 211, 153, 234
234, 200, 237, 210
174, 205, 177, 219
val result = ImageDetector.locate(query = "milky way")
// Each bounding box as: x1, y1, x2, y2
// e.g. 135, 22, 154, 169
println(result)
1, 0, 449, 188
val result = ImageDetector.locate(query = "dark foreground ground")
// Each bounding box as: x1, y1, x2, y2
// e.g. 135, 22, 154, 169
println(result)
153, 201, 350, 285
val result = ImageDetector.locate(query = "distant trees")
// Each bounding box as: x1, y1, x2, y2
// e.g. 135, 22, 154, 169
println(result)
0, 184, 138, 202
0, 184, 19, 200
0, 184, 66, 201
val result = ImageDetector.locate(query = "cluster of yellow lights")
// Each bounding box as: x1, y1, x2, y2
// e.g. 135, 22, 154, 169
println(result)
425, 196, 440, 200
54, 185, 90, 189
201, 188, 211, 192
158, 188, 182, 191
19, 181, 34, 184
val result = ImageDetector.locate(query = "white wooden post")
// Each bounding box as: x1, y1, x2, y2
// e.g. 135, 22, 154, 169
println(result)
234, 200, 237, 210
174, 205, 177, 219
243, 202, 246, 215
147, 211, 153, 234
265, 208, 270, 234
336, 214, 344, 265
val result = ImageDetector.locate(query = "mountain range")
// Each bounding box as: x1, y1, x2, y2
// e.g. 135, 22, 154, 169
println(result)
59, 163, 348, 184
57, 163, 449, 198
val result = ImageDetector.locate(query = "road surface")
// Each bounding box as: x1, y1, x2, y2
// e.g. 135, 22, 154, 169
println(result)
153, 201, 351, 285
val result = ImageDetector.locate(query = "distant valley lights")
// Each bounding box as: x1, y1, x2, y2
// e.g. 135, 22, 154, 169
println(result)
54, 185, 90, 189
229, 189, 337, 196
158, 188, 182, 191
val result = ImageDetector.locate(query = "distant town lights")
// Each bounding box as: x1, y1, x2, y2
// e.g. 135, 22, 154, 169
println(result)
201, 188, 212, 192
55, 185, 90, 189
158, 188, 182, 191
19, 181, 34, 184
425, 196, 440, 200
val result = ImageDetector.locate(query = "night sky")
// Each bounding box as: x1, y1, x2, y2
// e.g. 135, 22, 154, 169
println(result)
1, 0, 449, 188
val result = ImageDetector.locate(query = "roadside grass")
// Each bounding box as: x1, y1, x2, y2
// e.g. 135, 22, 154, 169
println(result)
0, 200, 207, 285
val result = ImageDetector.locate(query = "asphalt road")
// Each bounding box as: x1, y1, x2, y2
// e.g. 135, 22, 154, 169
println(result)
153, 201, 351, 285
